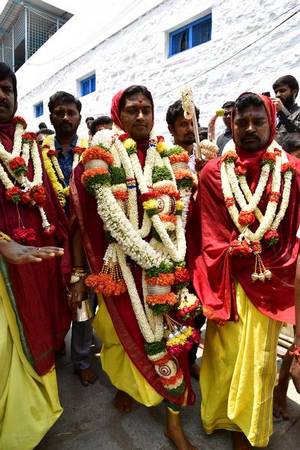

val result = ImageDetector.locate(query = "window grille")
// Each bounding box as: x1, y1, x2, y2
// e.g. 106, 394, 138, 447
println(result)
28, 9, 58, 58
3, 29, 13, 68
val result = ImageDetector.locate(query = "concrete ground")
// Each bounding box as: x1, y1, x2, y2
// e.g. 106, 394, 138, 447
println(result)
36, 332, 300, 450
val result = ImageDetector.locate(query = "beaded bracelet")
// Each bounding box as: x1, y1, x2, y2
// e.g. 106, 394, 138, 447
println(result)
289, 345, 300, 363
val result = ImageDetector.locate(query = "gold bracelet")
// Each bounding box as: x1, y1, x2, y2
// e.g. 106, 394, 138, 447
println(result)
0, 231, 11, 242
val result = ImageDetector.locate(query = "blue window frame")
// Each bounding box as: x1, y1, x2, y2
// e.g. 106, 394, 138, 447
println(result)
34, 102, 44, 117
80, 74, 96, 97
169, 13, 212, 57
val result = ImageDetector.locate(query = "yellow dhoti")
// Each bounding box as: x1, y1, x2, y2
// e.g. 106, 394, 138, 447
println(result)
0, 271, 62, 450
200, 283, 281, 447
93, 298, 163, 407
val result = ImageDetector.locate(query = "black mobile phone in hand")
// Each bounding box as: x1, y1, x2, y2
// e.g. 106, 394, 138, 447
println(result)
262, 91, 271, 97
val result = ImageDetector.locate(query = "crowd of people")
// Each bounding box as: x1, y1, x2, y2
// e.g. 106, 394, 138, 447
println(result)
0, 60, 299, 450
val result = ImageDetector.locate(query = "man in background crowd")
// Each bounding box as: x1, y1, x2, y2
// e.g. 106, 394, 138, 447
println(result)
85, 116, 94, 143
166, 99, 217, 173
44, 91, 97, 387
216, 100, 235, 154
272, 75, 300, 145
90, 115, 113, 136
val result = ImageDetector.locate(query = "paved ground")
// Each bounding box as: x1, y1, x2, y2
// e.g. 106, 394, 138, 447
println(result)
36, 332, 300, 450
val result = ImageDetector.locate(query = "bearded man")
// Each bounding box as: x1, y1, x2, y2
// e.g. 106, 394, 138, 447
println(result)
0, 63, 71, 448
189, 93, 300, 449
71, 85, 200, 450
272, 75, 300, 145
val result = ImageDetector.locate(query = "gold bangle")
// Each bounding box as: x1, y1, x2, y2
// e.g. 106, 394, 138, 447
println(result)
0, 231, 11, 242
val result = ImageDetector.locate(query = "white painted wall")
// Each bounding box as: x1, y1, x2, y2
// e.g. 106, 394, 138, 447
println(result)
16, 0, 300, 140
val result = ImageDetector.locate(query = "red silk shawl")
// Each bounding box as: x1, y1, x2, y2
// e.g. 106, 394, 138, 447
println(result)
188, 95, 300, 324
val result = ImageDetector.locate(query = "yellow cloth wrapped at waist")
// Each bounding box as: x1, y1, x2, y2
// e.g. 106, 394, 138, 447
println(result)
200, 282, 281, 447
0, 270, 62, 450
93, 297, 163, 407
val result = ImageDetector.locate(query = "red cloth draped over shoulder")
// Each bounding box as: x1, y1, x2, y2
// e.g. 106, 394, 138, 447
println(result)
70, 143, 194, 406
188, 95, 300, 324
0, 121, 71, 375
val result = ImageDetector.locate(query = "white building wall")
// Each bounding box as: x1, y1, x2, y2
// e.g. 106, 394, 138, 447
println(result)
16, 0, 300, 138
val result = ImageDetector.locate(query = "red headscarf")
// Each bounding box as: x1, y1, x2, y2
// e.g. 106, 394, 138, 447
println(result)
188, 93, 300, 324
110, 89, 125, 130
110, 85, 154, 132
231, 93, 277, 149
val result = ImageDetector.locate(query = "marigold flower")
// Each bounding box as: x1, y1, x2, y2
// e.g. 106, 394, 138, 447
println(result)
81, 146, 113, 166
235, 164, 247, 176
85, 273, 127, 296
221, 151, 238, 163
169, 152, 189, 165
159, 214, 177, 224
281, 162, 295, 174
238, 210, 256, 226
156, 141, 168, 154
174, 267, 190, 283
143, 199, 158, 210
146, 292, 177, 305
173, 168, 193, 181
146, 272, 175, 286
175, 200, 184, 211
123, 138, 137, 154
261, 151, 276, 167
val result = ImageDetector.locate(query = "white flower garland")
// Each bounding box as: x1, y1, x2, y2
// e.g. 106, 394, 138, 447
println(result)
87, 129, 193, 343
221, 139, 292, 243
0, 119, 52, 232
0, 122, 43, 189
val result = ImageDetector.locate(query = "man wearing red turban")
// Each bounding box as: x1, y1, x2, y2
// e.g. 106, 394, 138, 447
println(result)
188, 92, 300, 449
71, 85, 198, 450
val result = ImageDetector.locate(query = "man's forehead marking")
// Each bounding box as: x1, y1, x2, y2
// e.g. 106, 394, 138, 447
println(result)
125, 95, 151, 105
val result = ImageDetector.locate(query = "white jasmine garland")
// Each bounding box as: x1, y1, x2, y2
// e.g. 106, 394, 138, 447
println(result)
221, 140, 293, 243
86, 129, 193, 344
0, 117, 52, 233
116, 244, 163, 342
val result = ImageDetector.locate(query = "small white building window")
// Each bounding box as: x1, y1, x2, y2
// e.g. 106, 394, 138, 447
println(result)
34, 101, 44, 117
80, 73, 96, 97
168, 13, 212, 57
